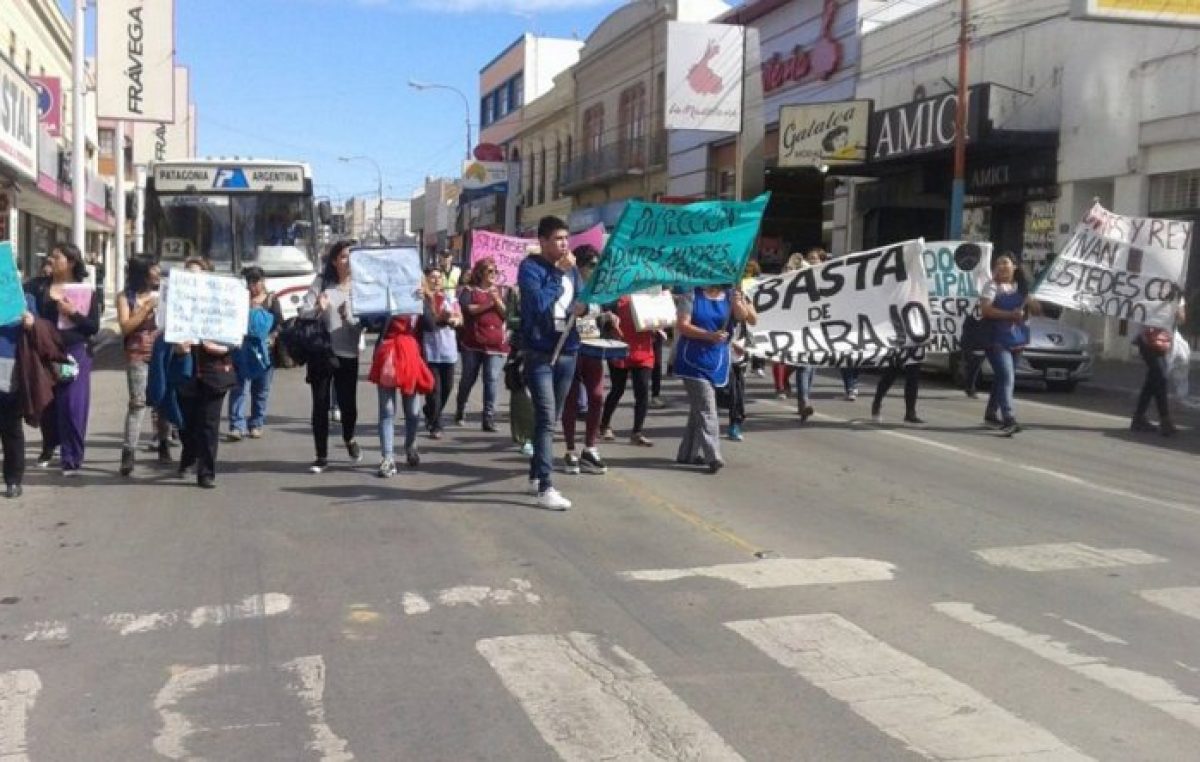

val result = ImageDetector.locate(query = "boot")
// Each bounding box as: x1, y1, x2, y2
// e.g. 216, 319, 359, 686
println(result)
1160, 416, 1178, 437
157, 439, 174, 465
1130, 416, 1156, 433
119, 448, 135, 477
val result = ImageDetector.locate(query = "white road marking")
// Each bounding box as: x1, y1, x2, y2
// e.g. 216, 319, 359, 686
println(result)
728, 613, 1091, 760
403, 578, 541, 615
936, 602, 1200, 731
476, 632, 745, 761
21, 621, 69, 642
103, 593, 293, 635
153, 657, 354, 761
1046, 615, 1128, 645
0, 670, 41, 762
621, 557, 896, 588
280, 656, 356, 761
974, 542, 1167, 572
1139, 587, 1200, 621
152, 664, 247, 759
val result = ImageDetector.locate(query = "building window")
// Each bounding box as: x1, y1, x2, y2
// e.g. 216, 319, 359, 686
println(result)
583, 105, 604, 155
553, 139, 561, 199
619, 83, 647, 166
498, 86, 509, 118
25, 48, 31, 74
537, 145, 546, 205
526, 154, 535, 207
492, 93, 502, 125
98, 128, 115, 158
480, 95, 491, 128
510, 73, 524, 110
656, 71, 666, 131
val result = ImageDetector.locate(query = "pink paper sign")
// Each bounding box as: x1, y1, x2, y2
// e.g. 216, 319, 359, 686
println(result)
57, 283, 93, 330
469, 225, 608, 288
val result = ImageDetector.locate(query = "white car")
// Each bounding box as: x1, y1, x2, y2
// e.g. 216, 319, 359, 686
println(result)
926, 316, 1094, 392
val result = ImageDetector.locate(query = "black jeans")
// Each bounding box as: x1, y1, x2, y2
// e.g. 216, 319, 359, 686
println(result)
0, 404, 25, 486
1135, 341, 1171, 420
726, 364, 747, 426
602, 364, 651, 434
873, 363, 921, 417
179, 385, 228, 481
964, 351, 985, 393
424, 362, 456, 431
651, 333, 664, 397
310, 358, 359, 459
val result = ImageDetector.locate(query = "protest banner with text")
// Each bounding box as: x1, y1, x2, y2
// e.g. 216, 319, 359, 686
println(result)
163, 270, 250, 346
746, 240, 930, 367
581, 194, 769, 305
350, 247, 423, 317
922, 240, 992, 353
471, 225, 608, 288
0, 242, 26, 326
1034, 202, 1190, 329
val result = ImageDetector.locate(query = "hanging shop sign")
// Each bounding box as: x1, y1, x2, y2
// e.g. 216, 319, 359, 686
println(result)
870, 84, 991, 162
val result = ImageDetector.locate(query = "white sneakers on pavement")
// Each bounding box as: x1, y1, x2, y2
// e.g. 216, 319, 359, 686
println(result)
537, 488, 571, 511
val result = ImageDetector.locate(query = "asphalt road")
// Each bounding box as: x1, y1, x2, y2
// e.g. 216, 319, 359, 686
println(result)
1, 356, 1198, 761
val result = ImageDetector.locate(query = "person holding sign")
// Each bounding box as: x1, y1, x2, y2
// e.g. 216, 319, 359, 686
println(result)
117, 256, 173, 476
1131, 299, 1186, 437
368, 312, 434, 478
675, 285, 752, 473
0, 299, 37, 498
171, 258, 239, 489
980, 252, 1039, 435
299, 242, 365, 474
25, 243, 100, 476
518, 216, 586, 511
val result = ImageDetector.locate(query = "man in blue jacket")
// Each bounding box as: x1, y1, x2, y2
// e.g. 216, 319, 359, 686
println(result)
519, 216, 584, 510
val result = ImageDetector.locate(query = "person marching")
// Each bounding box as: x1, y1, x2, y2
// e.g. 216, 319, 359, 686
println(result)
600, 290, 660, 447
675, 285, 751, 473
455, 258, 509, 430
228, 266, 284, 442
0, 302, 39, 497
26, 242, 100, 476
300, 241, 364, 473
368, 310, 434, 478
724, 269, 759, 442
980, 252, 1039, 434
518, 216, 585, 510
421, 267, 461, 438
1130, 298, 1186, 437
117, 256, 173, 476
561, 245, 609, 475
870, 351, 926, 425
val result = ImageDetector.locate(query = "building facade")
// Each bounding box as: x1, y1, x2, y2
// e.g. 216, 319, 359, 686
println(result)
512, 70, 575, 234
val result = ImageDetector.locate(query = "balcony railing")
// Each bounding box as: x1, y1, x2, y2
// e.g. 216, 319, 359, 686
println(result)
559, 132, 667, 193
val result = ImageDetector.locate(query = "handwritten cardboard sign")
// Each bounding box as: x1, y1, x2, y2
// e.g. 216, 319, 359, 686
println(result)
163, 269, 250, 345
350, 247, 423, 316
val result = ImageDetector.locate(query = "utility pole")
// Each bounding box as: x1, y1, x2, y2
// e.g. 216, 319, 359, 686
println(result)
949, 0, 969, 239
71, 0, 86, 251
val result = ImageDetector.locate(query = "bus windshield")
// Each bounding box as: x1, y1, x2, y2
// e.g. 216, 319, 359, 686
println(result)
234, 194, 316, 276
148, 195, 235, 269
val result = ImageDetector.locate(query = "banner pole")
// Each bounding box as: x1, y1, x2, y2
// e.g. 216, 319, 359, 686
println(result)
550, 311, 576, 366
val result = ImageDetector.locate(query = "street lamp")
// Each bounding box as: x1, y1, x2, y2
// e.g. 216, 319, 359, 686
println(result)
338, 155, 384, 243
408, 80, 473, 160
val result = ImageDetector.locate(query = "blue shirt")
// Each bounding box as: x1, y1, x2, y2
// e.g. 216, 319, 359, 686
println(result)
674, 288, 732, 387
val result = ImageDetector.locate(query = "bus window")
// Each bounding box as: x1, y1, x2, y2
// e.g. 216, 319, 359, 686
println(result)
150, 195, 234, 271
234, 194, 315, 276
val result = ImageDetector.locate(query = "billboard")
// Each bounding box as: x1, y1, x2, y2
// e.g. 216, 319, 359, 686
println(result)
96, 0, 176, 121
1071, 0, 1200, 26
133, 67, 190, 164
665, 22, 744, 133
0, 56, 37, 181
778, 100, 870, 168
461, 160, 508, 192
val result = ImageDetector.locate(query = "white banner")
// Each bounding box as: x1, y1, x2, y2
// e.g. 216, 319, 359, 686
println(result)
747, 240, 930, 367
1033, 202, 1190, 329
133, 66, 188, 164
922, 240, 992, 353
665, 22, 744, 133
163, 269, 249, 345
350, 247, 423, 316
96, 0, 175, 122
778, 100, 871, 168
0, 56, 37, 181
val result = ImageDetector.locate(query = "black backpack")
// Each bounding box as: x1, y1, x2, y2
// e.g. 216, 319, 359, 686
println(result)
279, 314, 333, 369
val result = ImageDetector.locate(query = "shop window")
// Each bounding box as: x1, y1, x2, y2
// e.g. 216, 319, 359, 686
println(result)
498, 86, 509, 118
98, 129, 115, 158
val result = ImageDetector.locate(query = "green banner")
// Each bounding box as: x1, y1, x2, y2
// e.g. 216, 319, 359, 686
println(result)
0, 242, 26, 326
580, 193, 770, 304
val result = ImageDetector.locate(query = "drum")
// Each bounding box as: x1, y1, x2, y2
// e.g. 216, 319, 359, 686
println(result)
579, 338, 629, 361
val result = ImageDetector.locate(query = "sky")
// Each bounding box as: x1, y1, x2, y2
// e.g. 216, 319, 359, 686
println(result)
70, 0, 626, 206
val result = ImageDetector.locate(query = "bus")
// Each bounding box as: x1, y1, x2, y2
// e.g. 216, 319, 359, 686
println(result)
142, 158, 327, 320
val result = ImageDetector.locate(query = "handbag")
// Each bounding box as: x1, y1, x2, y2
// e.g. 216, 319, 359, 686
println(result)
630, 290, 676, 332
1142, 327, 1173, 355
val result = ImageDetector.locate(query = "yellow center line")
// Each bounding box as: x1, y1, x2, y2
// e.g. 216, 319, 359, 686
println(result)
610, 472, 766, 557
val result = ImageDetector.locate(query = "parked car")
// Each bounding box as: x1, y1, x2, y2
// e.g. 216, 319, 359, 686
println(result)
926, 316, 1094, 392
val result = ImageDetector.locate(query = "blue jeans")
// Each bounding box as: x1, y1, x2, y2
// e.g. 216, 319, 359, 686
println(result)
229, 369, 273, 433
524, 350, 578, 493
457, 349, 504, 423
377, 387, 421, 458
985, 348, 1017, 422
840, 368, 859, 394
796, 366, 815, 404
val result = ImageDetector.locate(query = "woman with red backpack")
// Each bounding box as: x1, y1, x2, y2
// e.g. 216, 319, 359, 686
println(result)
454, 258, 509, 431
369, 309, 435, 478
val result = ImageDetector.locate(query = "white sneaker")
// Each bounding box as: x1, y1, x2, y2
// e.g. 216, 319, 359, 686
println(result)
527, 478, 540, 496
537, 488, 572, 511
331, 409, 342, 423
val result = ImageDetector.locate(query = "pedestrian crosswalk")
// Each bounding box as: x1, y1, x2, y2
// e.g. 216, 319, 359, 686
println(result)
6, 545, 1200, 760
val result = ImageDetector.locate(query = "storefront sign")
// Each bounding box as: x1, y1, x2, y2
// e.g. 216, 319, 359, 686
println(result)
31, 77, 61, 138
870, 84, 991, 162
761, 0, 843, 95
778, 100, 870, 167
967, 152, 1056, 192
1071, 0, 1200, 27
0, 57, 37, 182
462, 160, 508, 192
152, 163, 306, 193
1023, 200, 1057, 260
665, 21, 745, 132
97, 0, 175, 121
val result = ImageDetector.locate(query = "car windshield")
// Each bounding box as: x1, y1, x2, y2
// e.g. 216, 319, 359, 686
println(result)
234, 194, 315, 276
148, 195, 235, 271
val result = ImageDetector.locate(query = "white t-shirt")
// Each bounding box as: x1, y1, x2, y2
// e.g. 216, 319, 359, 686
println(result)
553, 272, 574, 331
980, 280, 1017, 301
